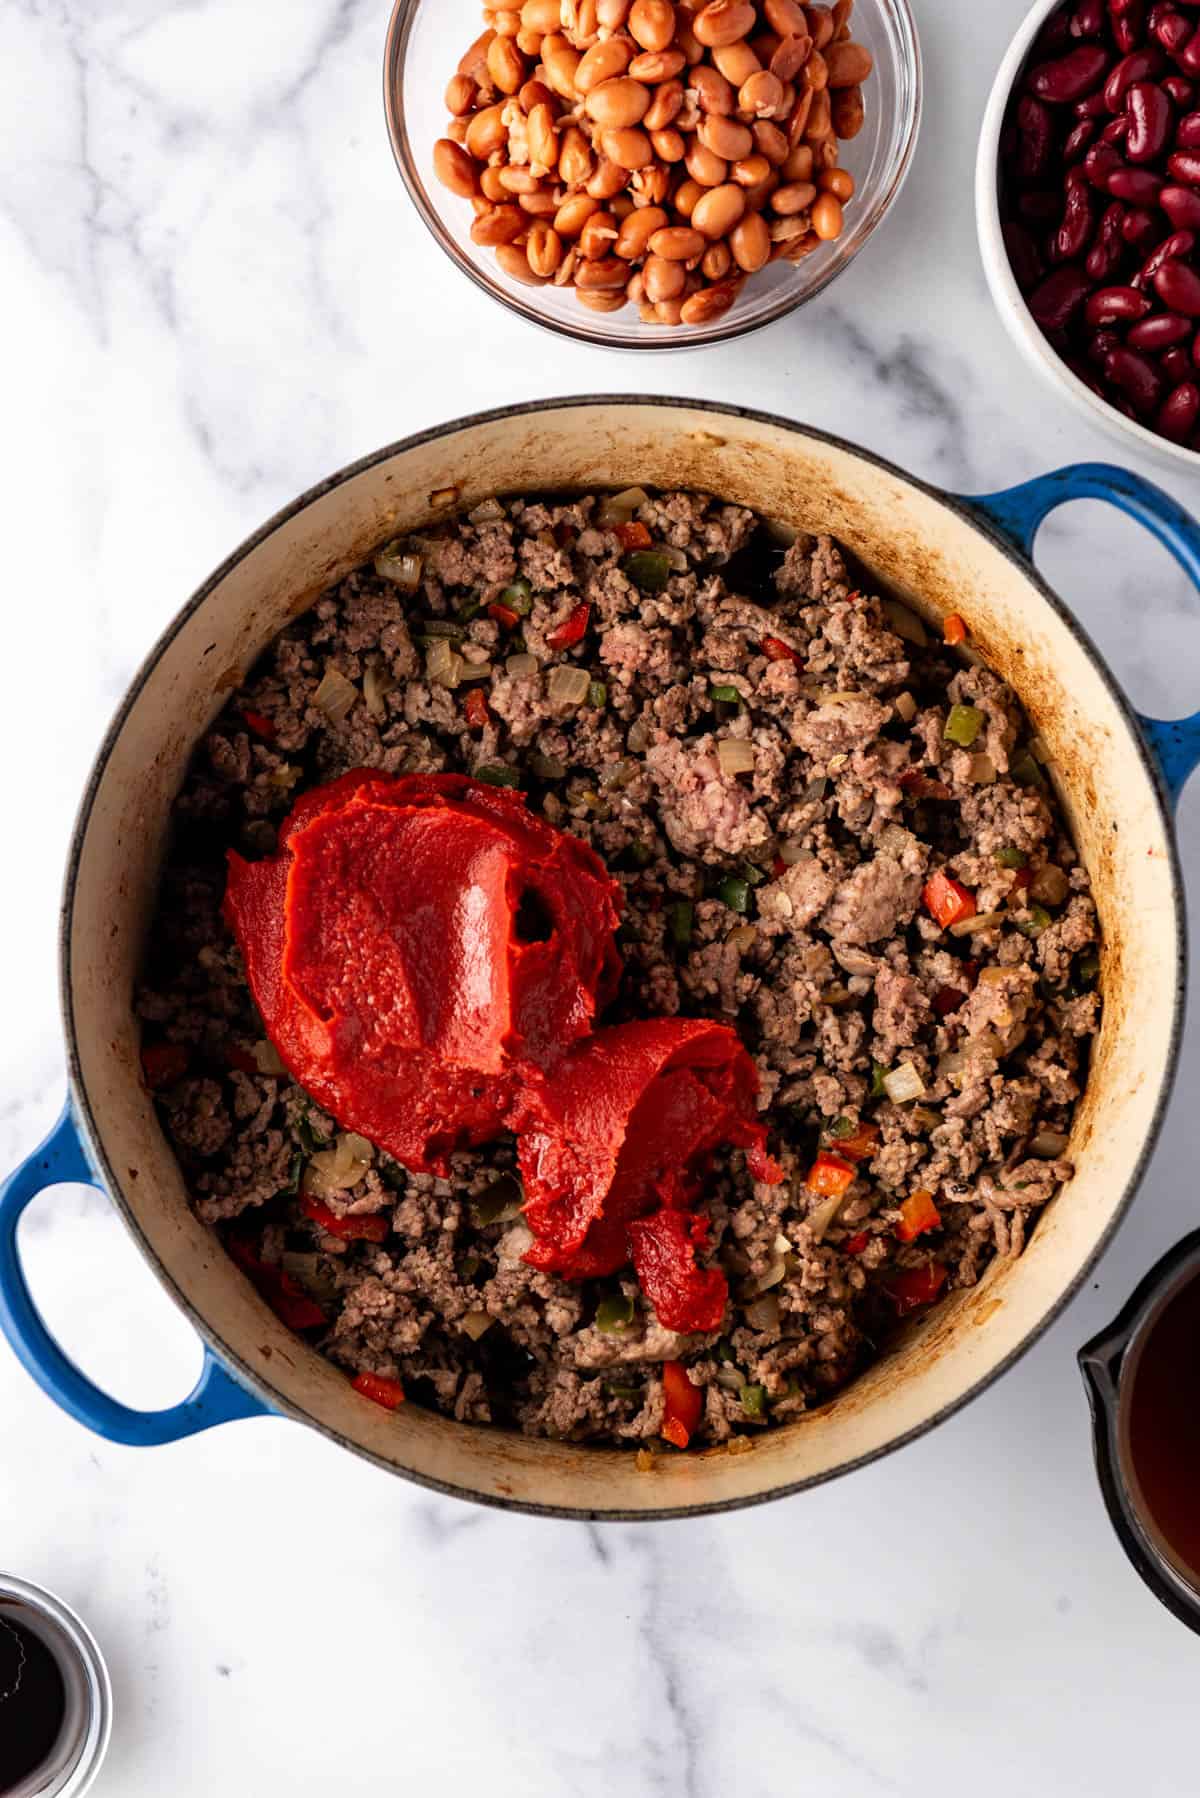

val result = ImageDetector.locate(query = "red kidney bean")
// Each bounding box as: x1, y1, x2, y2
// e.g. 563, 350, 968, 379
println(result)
1162, 343, 1193, 379
1055, 170, 1098, 258
1178, 27, 1200, 79
1029, 264, 1094, 328
1083, 141, 1126, 185
1087, 200, 1129, 276
1156, 380, 1200, 437
1015, 95, 1055, 177
1088, 326, 1124, 363
1122, 203, 1162, 245
1154, 256, 1200, 311
1072, 0, 1107, 36
1036, 8, 1075, 53
1087, 283, 1154, 322
1102, 114, 1132, 143
1066, 353, 1107, 395
1108, 163, 1165, 200
1076, 89, 1114, 117
1111, 0, 1147, 55
1163, 75, 1196, 107
1003, 220, 1045, 291
1105, 47, 1165, 109
1126, 81, 1174, 160
1158, 15, 1195, 57
1162, 182, 1200, 224
1106, 344, 1165, 411
1176, 110, 1200, 146
1128, 308, 1193, 346
1168, 149, 1200, 182
1064, 118, 1098, 160
1134, 226, 1196, 285
1029, 46, 1112, 103
1019, 187, 1063, 222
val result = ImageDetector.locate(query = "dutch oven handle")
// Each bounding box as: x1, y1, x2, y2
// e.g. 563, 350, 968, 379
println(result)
967, 463, 1200, 806
0, 1102, 270, 1444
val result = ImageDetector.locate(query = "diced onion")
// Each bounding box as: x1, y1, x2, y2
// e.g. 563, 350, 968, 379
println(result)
251, 1040, 286, 1075
528, 752, 567, 780
779, 839, 812, 866
807, 1191, 846, 1242
754, 1256, 789, 1293
627, 718, 651, 753
726, 924, 757, 953
1030, 863, 1070, 905
878, 823, 915, 857
717, 738, 756, 777
717, 1365, 745, 1393
548, 665, 590, 707
314, 667, 359, 722
894, 691, 918, 723
1029, 735, 1051, 764
950, 909, 1005, 937
764, 516, 798, 547
883, 599, 928, 647
966, 753, 996, 785
304, 1131, 374, 1197
744, 1294, 781, 1331
883, 1062, 926, 1104
596, 485, 650, 524
1030, 1128, 1069, 1158
426, 638, 463, 689
363, 660, 395, 721
458, 662, 494, 683
373, 543, 423, 590
470, 498, 505, 523
460, 1309, 494, 1341
506, 653, 538, 678
430, 485, 460, 508
978, 966, 1010, 986
821, 982, 852, 1007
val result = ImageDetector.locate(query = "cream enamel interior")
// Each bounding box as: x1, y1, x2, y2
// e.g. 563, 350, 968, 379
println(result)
63, 400, 1179, 1517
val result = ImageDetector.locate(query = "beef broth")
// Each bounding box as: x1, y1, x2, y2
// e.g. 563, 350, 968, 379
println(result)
0, 1612, 67, 1792
1127, 1269, 1200, 1583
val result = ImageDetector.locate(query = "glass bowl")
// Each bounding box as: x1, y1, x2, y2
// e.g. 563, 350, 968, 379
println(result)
383, 0, 922, 351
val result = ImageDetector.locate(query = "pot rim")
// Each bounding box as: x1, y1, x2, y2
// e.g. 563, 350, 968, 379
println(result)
58, 395, 1188, 1519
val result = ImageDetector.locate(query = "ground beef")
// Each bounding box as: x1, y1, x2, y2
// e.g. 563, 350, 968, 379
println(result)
138, 489, 1102, 1448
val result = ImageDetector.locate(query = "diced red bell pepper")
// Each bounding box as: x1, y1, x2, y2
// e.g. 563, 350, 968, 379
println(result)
932, 985, 967, 1018
884, 1261, 947, 1316
242, 708, 276, 740
1008, 865, 1032, 894
805, 1152, 856, 1198
611, 521, 652, 550
487, 603, 520, 630
762, 635, 800, 664
300, 1193, 389, 1243
351, 1371, 406, 1410
746, 1140, 784, 1185
546, 603, 590, 651
661, 1359, 703, 1449
900, 769, 952, 801
463, 686, 491, 730
141, 1042, 189, 1088
943, 613, 967, 646
923, 870, 977, 930
772, 856, 787, 877
826, 1120, 879, 1163
895, 1189, 941, 1243
844, 1231, 870, 1256
225, 1234, 328, 1331
225, 1045, 261, 1075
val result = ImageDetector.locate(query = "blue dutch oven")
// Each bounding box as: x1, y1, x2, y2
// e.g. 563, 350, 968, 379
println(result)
1, 398, 1198, 1525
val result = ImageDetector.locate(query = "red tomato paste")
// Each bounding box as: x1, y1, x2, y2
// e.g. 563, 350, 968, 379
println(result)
224, 771, 779, 1335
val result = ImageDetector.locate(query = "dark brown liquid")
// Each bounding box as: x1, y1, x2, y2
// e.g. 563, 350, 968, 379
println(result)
1128, 1271, 1200, 1580
0, 1613, 67, 1792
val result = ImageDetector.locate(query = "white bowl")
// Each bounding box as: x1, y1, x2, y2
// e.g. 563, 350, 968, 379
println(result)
975, 0, 1200, 472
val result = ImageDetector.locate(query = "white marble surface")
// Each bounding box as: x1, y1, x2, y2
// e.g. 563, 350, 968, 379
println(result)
3, 0, 1200, 1791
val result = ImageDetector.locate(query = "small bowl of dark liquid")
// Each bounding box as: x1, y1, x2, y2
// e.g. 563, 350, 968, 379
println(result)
1080, 1229, 1200, 1635
0, 1575, 110, 1797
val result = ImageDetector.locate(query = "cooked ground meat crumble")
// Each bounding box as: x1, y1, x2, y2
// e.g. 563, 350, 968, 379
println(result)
138, 488, 1102, 1446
